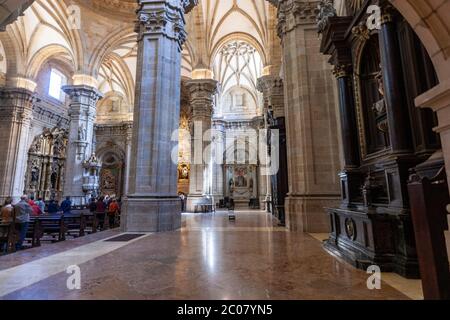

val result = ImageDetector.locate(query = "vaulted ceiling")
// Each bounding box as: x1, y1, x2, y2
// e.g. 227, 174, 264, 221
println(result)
0, 0, 281, 109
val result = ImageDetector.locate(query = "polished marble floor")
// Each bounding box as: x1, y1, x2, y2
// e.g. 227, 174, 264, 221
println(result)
0, 210, 413, 300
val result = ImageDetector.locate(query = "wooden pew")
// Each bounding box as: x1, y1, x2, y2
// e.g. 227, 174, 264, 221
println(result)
84, 211, 99, 234
25, 219, 43, 247
63, 212, 86, 238
32, 215, 66, 242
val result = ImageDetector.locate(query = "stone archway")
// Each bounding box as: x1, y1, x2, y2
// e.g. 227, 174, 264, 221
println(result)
389, 0, 450, 81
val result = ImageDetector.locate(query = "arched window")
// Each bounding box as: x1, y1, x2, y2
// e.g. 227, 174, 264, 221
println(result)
48, 68, 67, 101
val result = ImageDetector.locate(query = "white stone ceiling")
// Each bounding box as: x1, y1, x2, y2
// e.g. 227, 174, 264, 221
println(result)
0, 0, 279, 116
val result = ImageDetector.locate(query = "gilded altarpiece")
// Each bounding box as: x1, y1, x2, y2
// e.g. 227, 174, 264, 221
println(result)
25, 127, 68, 201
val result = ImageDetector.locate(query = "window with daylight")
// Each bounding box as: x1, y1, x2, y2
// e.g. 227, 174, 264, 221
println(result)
48, 68, 67, 101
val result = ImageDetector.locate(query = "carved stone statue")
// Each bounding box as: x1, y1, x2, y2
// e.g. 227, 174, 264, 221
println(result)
78, 125, 87, 141
317, 0, 337, 33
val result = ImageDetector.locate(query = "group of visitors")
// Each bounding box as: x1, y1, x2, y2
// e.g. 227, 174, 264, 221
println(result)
1, 195, 34, 251
88, 195, 121, 229
0, 194, 121, 253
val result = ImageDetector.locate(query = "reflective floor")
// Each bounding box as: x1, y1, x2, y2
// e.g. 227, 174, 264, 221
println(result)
0, 210, 410, 300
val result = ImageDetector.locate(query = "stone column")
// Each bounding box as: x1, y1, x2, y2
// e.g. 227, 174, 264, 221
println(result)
211, 119, 225, 201
0, 87, 36, 203
257, 75, 286, 216
378, 5, 412, 154
122, 0, 197, 232
124, 121, 133, 196
62, 85, 103, 205
277, 0, 341, 232
186, 79, 219, 212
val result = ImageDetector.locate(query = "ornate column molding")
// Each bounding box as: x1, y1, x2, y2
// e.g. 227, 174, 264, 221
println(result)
136, 0, 197, 50
186, 79, 219, 118
257, 75, 285, 119
0, 88, 37, 123
277, 0, 320, 39
332, 63, 352, 79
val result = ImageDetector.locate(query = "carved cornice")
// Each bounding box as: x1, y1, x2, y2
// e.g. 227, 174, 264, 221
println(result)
257, 75, 284, 94
277, 0, 321, 38
186, 79, 219, 118
33, 104, 70, 128
62, 85, 103, 115
135, 0, 197, 50
332, 64, 353, 78
0, 87, 37, 122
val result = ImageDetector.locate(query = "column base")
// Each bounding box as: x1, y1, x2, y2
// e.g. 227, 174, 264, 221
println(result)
121, 196, 181, 232
285, 195, 340, 233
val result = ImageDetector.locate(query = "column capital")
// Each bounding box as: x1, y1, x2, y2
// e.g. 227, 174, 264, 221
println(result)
257, 75, 285, 119
277, 0, 320, 38
257, 75, 284, 94
62, 85, 103, 110
332, 64, 353, 79
136, 0, 197, 50
186, 79, 219, 118
0, 87, 38, 123
185, 79, 219, 95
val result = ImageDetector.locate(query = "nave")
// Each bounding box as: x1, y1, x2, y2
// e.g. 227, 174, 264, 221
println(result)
0, 210, 418, 300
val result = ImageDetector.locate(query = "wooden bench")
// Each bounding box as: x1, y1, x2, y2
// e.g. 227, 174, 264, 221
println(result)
31, 215, 66, 242
25, 219, 44, 247
84, 212, 99, 234
63, 212, 86, 238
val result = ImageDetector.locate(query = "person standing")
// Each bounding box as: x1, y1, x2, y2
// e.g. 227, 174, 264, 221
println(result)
60, 196, 72, 214
36, 198, 45, 214
96, 197, 106, 230
47, 199, 59, 214
107, 198, 119, 229
1, 197, 14, 222
15, 196, 32, 250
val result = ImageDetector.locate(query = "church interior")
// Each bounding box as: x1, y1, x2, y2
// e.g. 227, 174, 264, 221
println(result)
0, 0, 450, 301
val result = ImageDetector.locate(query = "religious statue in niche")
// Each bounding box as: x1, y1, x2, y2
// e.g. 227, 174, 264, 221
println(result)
30, 165, 40, 187
373, 66, 389, 137
78, 125, 87, 141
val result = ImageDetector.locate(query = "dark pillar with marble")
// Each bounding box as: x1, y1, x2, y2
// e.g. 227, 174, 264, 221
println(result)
378, 5, 412, 154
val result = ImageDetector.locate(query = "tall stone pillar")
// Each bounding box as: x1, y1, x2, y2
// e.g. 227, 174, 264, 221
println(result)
62, 85, 103, 205
277, 0, 341, 232
257, 75, 287, 221
124, 121, 133, 196
186, 79, 218, 212
211, 119, 225, 201
121, 0, 197, 232
0, 87, 36, 202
